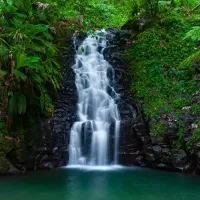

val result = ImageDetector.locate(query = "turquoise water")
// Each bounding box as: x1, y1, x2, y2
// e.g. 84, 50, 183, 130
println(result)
0, 167, 200, 200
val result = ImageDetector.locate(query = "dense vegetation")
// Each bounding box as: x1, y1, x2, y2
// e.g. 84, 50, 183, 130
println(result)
0, 0, 135, 171
0, 0, 133, 143
0, 0, 200, 172
125, 0, 200, 150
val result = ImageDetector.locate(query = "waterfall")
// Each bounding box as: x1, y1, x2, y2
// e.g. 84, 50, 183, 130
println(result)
68, 30, 120, 166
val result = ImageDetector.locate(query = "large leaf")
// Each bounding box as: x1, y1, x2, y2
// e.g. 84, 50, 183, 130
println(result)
26, 56, 41, 63
16, 53, 26, 68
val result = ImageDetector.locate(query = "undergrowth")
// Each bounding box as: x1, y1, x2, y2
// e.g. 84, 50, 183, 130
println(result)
125, 10, 200, 148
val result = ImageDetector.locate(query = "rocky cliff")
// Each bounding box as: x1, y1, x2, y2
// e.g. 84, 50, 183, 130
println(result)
0, 36, 78, 174
1, 28, 200, 175
104, 28, 200, 175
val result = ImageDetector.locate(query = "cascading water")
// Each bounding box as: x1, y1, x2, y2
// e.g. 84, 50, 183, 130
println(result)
68, 30, 120, 166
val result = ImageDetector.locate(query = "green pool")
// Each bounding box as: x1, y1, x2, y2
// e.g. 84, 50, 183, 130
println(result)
0, 166, 200, 200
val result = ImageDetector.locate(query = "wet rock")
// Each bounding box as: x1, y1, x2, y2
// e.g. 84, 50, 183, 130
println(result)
172, 149, 188, 170
0, 156, 20, 174
22, 36, 78, 171
105, 29, 153, 167
151, 136, 164, 145
156, 163, 167, 169
104, 28, 200, 175
183, 163, 194, 172
153, 145, 162, 153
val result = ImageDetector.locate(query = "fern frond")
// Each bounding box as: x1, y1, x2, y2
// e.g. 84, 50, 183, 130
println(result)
184, 26, 200, 41
179, 50, 200, 69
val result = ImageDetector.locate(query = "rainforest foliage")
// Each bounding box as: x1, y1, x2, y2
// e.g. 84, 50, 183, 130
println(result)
125, 0, 200, 149
0, 0, 200, 149
0, 0, 135, 145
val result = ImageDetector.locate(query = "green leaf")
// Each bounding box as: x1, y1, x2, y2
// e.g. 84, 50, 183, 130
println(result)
52, 60, 61, 69
51, 77, 60, 89
13, 69, 27, 81
46, 47, 56, 57
8, 94, 18, 114
16, 53, 26, 68
0, 69, 7, 76
26, 43, 45, 53
30, 72, 44, 84
8, 91, 13, 96
9, 92, 26, 114
24, 56, 42, 70
26, 56, 40, 63
0, 44, 8, 57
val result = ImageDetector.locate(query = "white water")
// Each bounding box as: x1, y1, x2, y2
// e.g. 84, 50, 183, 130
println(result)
68, 30, 120, 166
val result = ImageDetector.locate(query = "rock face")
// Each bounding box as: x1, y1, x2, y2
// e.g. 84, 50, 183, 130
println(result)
33, 34, 88, 169
32, 33, 88, 170
104, 29, 154, 167
104, 28, 200, 175
34, 38, 77, 169
0, 35, 79, 174
1, 29, 199, 175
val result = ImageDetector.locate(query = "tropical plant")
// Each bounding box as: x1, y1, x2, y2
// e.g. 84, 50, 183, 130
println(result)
0, 0, 61, 120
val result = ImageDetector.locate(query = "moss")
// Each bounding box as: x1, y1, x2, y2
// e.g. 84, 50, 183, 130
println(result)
151, 123, 167, 136
191, 104, 200, 115
0, 157, 10, 172
125, 9, 200, 147
186, 129, 200, 153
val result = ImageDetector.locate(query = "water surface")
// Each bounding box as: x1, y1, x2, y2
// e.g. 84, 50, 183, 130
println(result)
0, 167, 200, 200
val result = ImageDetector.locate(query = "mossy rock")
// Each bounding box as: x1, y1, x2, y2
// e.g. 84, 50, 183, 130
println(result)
0, 150, 5, 157
122, 18, 140, 32
0, 156, 10, 173
0, 156, 19, 174
0, 135, 15, 154
122, 17, 155, 33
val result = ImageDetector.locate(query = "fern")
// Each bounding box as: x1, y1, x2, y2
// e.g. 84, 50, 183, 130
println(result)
184, 26, 200, 41
179, 50, 200, 69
